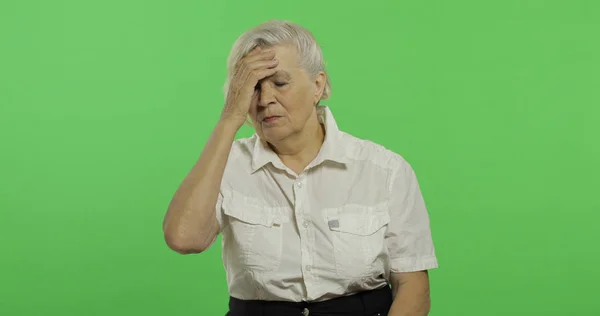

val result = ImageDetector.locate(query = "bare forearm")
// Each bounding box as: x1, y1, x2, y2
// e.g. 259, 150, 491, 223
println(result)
163, 120, 239, 253
389, 287, 430, 316
389, 271, 431, 316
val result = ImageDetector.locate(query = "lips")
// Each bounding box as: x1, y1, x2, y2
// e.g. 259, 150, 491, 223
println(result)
262, 116, 281, 122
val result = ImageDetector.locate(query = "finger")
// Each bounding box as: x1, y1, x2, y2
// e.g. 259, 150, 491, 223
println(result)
234, 46, 263, 69
244, 49, 276, 64
244, 47, 261, 59
251, 67, 278, 82
235, 54, 277, 79
234, 50, 275, 75
244, 46, 266, 59
247, 58, 279, 71
234, 58, 277, 82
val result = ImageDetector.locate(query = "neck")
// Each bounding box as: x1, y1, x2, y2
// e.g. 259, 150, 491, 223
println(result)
268, 111, 325, 173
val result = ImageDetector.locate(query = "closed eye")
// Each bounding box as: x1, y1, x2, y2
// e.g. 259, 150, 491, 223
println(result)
255, 82, 287, 90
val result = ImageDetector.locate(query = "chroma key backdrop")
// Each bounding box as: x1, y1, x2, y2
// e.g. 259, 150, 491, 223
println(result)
1, 1, 598, 315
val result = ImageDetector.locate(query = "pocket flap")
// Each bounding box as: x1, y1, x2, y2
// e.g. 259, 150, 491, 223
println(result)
325, 203, 390, 236
222, 191, 286, 227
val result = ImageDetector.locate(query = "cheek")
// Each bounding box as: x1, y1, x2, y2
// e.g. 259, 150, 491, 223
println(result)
283, 102, 313, 127
283, 88, 311, 108
248, 103, 258, 118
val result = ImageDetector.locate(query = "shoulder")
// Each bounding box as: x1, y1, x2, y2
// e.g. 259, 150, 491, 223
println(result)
218, 135, 257, 191
227, 134, 258, 161
340, 131, 409, 172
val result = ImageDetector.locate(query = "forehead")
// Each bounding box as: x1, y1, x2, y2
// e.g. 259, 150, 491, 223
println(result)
273, 70, 292, 80
268, 44, 301, 69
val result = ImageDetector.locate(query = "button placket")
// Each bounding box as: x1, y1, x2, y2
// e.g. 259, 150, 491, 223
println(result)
294, 175, 314, 300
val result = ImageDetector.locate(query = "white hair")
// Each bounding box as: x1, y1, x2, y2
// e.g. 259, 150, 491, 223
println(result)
223, 20, 331, 102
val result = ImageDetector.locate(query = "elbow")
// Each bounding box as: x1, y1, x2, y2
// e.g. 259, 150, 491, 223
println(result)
162, 207, 219, 254
163, 230, 211, 255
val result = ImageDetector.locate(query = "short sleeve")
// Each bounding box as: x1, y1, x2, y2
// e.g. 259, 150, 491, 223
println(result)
385, 160, 438, 272
204, 191, 226, 249
215, 190, 225, 232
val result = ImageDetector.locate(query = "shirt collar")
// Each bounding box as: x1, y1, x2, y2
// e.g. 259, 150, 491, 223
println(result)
250, 105, 349, 173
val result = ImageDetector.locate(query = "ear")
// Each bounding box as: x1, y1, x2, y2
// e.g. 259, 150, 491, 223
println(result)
313, 71, 326, 105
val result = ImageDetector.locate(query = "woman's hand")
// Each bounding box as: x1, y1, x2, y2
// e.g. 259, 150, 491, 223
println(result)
220, 46, 279, 128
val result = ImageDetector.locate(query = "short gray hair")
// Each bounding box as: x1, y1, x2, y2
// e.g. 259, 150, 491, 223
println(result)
223, 20, 331, 101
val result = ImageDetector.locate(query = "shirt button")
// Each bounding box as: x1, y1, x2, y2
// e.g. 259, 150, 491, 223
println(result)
302, 307, 310, 316
303, 220, 310, 228
297, 181, 303, 188
306, 265, 311, 271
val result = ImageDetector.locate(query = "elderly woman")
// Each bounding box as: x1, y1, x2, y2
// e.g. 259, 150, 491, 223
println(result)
163, 20, 438, 316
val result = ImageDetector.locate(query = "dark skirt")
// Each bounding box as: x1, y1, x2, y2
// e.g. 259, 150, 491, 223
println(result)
226, 285, 393, 316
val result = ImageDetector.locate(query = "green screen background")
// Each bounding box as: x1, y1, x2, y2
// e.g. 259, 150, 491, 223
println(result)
1, 1, 599, 315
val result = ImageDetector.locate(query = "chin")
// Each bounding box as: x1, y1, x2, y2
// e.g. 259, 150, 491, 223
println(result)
262, 132, 286, 142
261, 128, 292, 142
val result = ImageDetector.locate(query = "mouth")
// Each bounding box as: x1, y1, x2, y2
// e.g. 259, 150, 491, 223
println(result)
262, 116, 282, 123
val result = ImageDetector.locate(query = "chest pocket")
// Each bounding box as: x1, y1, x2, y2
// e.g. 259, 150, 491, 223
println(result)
325, 203, 391, 278
222, 192, 287, 272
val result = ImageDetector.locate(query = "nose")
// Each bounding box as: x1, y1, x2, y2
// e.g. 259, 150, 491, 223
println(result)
257, 83, 276, 107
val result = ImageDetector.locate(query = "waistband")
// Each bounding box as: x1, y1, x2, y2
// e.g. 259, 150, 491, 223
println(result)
227, 285, 393, 316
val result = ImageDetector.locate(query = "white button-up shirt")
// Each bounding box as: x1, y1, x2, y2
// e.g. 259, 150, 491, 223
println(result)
211, 106, 438, 302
